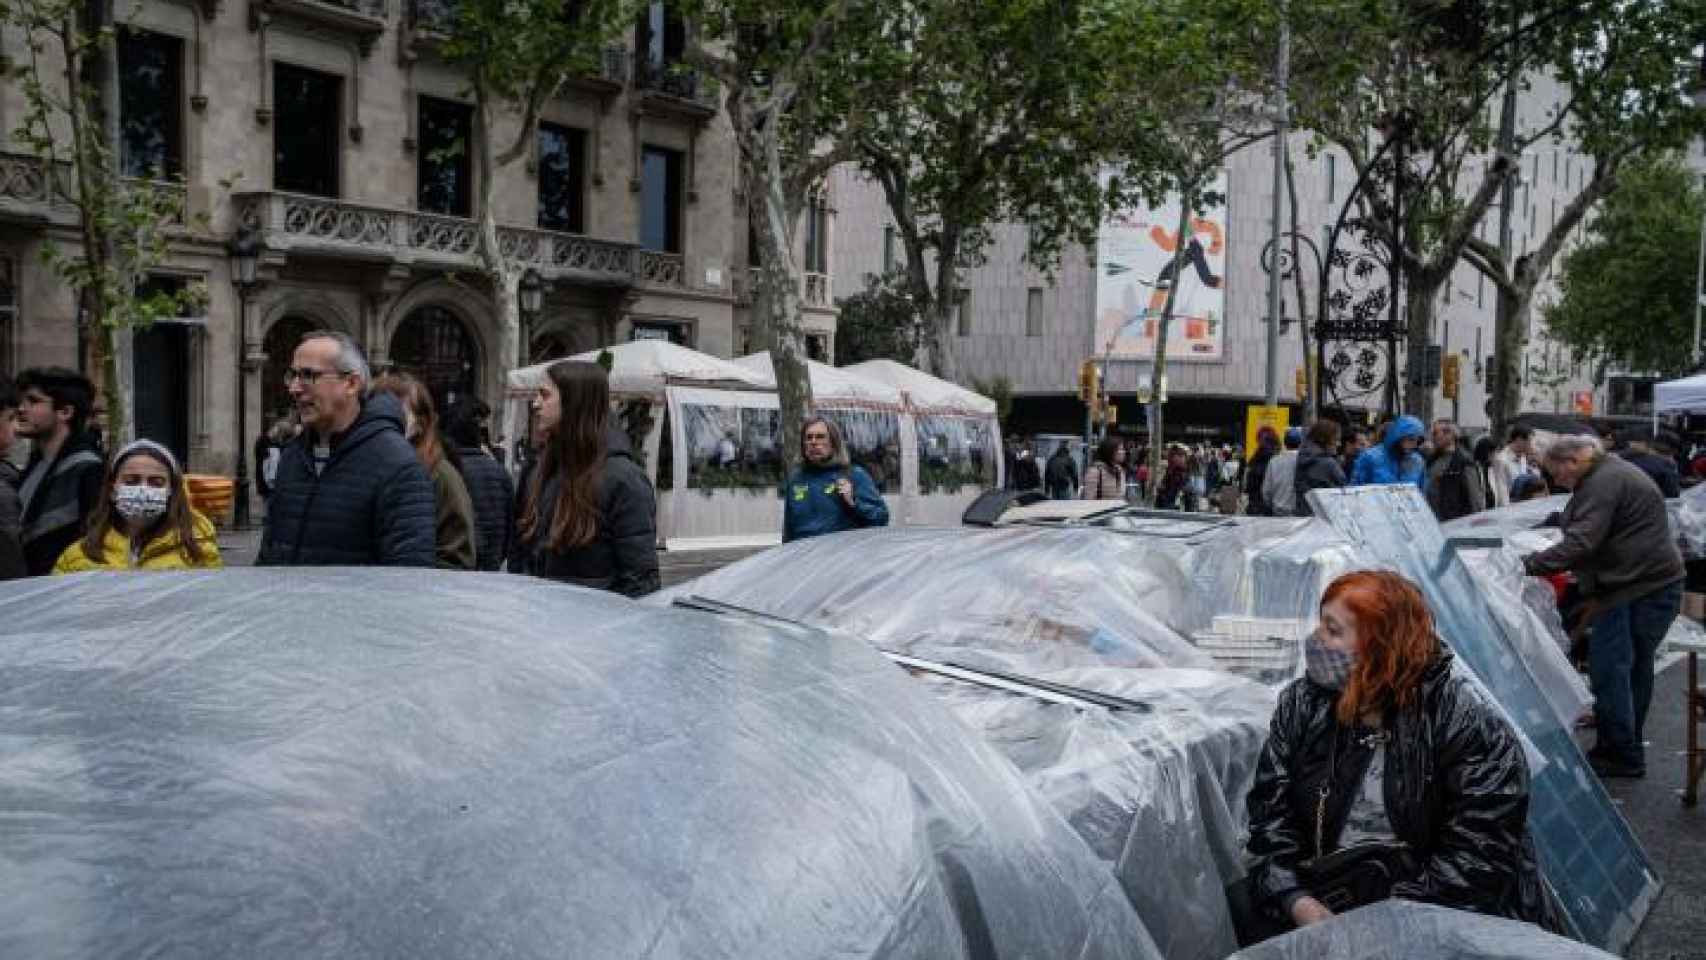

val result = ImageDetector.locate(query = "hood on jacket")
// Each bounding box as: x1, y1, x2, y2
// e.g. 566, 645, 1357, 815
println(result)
1384, 415, 1425, 458
606, 425, 640, 464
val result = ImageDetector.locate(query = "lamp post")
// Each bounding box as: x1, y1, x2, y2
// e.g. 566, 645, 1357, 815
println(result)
228, 225, 260, 530
518, 268, 544, 363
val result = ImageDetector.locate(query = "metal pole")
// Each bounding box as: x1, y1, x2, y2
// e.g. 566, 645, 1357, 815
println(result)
1264, 9, 1289, 406
232, 288, 251, 530
1694, 171, 1705, 366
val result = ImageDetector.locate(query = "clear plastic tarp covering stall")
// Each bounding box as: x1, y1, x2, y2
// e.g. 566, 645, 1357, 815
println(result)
1307, 485, 1661, 953
823, 408, 904, 494
1226, 901, 1618, 960
680, 399, 782, 491
0, 570, 1159, 959
658, 519, 1371, 956
915, 414, 998, 495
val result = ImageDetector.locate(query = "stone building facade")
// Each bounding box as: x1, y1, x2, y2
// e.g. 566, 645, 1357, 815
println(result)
0, 0, 836, 484
831, 76, 1600, 439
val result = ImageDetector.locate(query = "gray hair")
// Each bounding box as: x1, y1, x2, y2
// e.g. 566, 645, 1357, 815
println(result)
801, 416, 850, 468
298, 330, 371, 391
1542, 434, 1603, 464
1431, 419, 1458, 440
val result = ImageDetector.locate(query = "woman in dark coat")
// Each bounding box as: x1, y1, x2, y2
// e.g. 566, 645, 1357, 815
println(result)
514, 360, 659, 597
1244, 427, 1279, 516
1237, 570, 1554, 945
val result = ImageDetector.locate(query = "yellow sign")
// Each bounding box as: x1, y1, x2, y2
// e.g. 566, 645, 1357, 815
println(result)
1245, 405, 1290, 461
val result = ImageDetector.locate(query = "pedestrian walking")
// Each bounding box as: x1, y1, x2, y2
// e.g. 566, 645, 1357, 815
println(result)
514, 360, 659, 596
1424, 420, 1486, 521
1244, 428, 1279, 515
1339, 427, 1369, 478
1522, 435, 1683, 778
783, 416, 890, 543
1487, 426, 1537, 507
1262, 428, 1303, 517
1045, 444, 1078, 499
0, 376, 26, 580
13, 367, 104, 576
448, 407, 515, 572
257, 331, 435, 567
1155, 444, 1191, 511
373, 373, 477, 571
53, 439, 221, 573
1009, 440, 1043, 493
1081, 437, 1127, 500
1349, 415, 1425, 489
1293, 420, 1346, 518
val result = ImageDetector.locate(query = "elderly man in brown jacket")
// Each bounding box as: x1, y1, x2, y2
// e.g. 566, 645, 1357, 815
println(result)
1523, 435, 1683, 778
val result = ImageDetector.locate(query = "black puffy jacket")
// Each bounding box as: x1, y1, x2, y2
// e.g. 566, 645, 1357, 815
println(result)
1293, 441, 1346, 518
1244, 649, 1553, 928
458, 446, 515, 572
512, 428, 659, 597
257, 393, 436, 567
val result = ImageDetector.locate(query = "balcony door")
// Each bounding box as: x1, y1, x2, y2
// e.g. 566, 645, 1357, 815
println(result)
118, 29, 183, 180
274, 64, 342, 197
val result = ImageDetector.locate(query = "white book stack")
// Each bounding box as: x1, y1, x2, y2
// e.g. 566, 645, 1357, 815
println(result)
1191, 616, 1310, 679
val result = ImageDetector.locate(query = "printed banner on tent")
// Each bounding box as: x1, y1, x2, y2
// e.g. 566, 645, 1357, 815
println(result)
1094, 173, 1228, 361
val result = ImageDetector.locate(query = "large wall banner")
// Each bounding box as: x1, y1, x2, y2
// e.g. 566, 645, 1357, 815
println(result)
1094, 175, 1228, 361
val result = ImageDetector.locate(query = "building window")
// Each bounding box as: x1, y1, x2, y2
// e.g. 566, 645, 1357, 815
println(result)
1325, 153, 1336, 205
538, 122, 587, 233
417, 96, 472, 217
118, 29, 183, 180
1026, 287, 1043, 337
640, 146, 683, 253
806, 333, 828, 362
632, 320, 689, 346
804, 196, 828, 274
636, 1, 686, 72
882, 225, 896, 271
274, 63, 341, 197
955, 289, 970, 337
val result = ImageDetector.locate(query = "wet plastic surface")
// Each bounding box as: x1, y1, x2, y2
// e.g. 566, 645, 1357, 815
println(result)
0, 569, 1157, 959
1226, 900, 1617, 959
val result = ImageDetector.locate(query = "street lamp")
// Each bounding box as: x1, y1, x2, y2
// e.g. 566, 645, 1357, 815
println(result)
518, 268, 543, 362
228, 224, 261, 530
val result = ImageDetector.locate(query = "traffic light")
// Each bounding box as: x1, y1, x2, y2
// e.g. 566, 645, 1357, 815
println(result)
1078, 359, 1101, 403
1294, 366, 1307, 401
1441, 354, 1461, 400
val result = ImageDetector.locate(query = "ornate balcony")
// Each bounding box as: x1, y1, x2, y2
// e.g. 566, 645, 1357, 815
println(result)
254, 0, 387, 55
637, 250, 686, 288
633, 60, 718, 122
237, 191, 641, 287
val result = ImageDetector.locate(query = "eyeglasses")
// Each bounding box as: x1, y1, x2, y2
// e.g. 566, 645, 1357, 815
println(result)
284, 367, 350, 385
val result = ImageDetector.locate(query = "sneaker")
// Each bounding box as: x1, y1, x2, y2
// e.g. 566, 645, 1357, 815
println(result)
1589, 755, 1646, 779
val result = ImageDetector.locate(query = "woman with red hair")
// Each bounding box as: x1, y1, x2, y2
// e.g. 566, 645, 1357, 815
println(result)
1235, 570, 1554, 944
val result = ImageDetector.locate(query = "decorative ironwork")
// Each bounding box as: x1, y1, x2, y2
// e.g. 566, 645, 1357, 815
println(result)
638, 250, 686, 288
281, 195, 396, 246
0, 152, 60, 207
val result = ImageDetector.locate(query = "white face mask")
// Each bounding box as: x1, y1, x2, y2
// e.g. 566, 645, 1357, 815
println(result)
113, 484, 171, 524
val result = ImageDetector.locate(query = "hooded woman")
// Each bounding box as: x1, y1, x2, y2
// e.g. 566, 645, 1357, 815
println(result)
372, 373, 477, 571
53, 439, 222, 572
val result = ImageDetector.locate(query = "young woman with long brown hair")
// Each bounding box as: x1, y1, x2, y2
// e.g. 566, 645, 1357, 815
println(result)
53, 439, 222, 572
514, 360, 658, 596
1236, 570, 1554, 944
371, 373, 477, 570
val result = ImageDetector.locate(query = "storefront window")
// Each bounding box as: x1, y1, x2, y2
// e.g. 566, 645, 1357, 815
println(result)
916, 415, 996, 494
821, 409, 901, 494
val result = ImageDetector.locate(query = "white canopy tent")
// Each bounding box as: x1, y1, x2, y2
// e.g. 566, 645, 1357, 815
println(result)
845, 358, 998, 417
731, 352, 907, 408
1654, 373, 1706, 417
846, 359, 1005, 524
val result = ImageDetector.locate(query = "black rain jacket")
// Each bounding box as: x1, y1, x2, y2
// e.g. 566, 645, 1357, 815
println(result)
1293, 441, 1346, 518
458, 446, 516, 572
257, 393, 436, 567
1244, 649, 1554, 929
513, 427, 659, 597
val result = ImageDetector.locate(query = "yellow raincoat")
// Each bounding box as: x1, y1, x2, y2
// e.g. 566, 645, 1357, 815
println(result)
53, 512, 223, 573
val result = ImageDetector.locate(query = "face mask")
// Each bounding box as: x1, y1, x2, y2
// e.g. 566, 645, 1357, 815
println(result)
113, 484, 171, 524
1305, 630, 1356, 690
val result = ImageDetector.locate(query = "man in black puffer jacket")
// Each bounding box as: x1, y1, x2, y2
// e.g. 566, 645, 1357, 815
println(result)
446, 408, 514, 572
257, 332, 435, 567
1293, 419, 1346, 518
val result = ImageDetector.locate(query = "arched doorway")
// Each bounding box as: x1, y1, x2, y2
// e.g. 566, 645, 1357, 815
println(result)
391, 305, 479, 416
261, 314, 321, 428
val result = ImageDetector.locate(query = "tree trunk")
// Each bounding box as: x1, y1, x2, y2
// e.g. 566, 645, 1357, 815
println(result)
1146, 190, 1195, 505
472, 88, 521, 387
929, 239, 961, 384
1402, 281, 1436, 422
745, 125, 814, 472
1491, 280, 1532, 433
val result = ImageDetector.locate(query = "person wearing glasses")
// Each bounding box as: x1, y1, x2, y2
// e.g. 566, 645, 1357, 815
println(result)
12, 367, 105, 576
782, 417, 888, 543
53, 439, 222, 572
256, 331, 435, 567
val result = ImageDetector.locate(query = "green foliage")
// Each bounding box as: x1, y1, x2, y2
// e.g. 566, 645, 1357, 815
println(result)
430, 0, 632, 107
1544, 155, 1703, 378
969, 375, 1012, 423
833, 272, 917, 366
596, 348, 615, 372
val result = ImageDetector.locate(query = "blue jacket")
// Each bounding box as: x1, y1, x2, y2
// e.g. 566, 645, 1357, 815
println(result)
257, 392, 437, 567
1350, 415, 1426, 489
783, 463, 889, 542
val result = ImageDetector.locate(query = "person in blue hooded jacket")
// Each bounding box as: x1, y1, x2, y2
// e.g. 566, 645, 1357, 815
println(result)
783, 417, 889, 542
1349, 414, 1426, 489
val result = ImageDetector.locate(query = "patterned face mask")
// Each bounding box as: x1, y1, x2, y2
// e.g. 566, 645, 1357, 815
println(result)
113, 484, 171, 524
1305, 629, 1357, 690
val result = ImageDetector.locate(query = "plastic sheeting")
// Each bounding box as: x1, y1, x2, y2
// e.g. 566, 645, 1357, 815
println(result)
1308, 486, 1661, 953
658, 520, 1371, 955
0, 569, 1160, 960
1226, 901, 1617, 960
